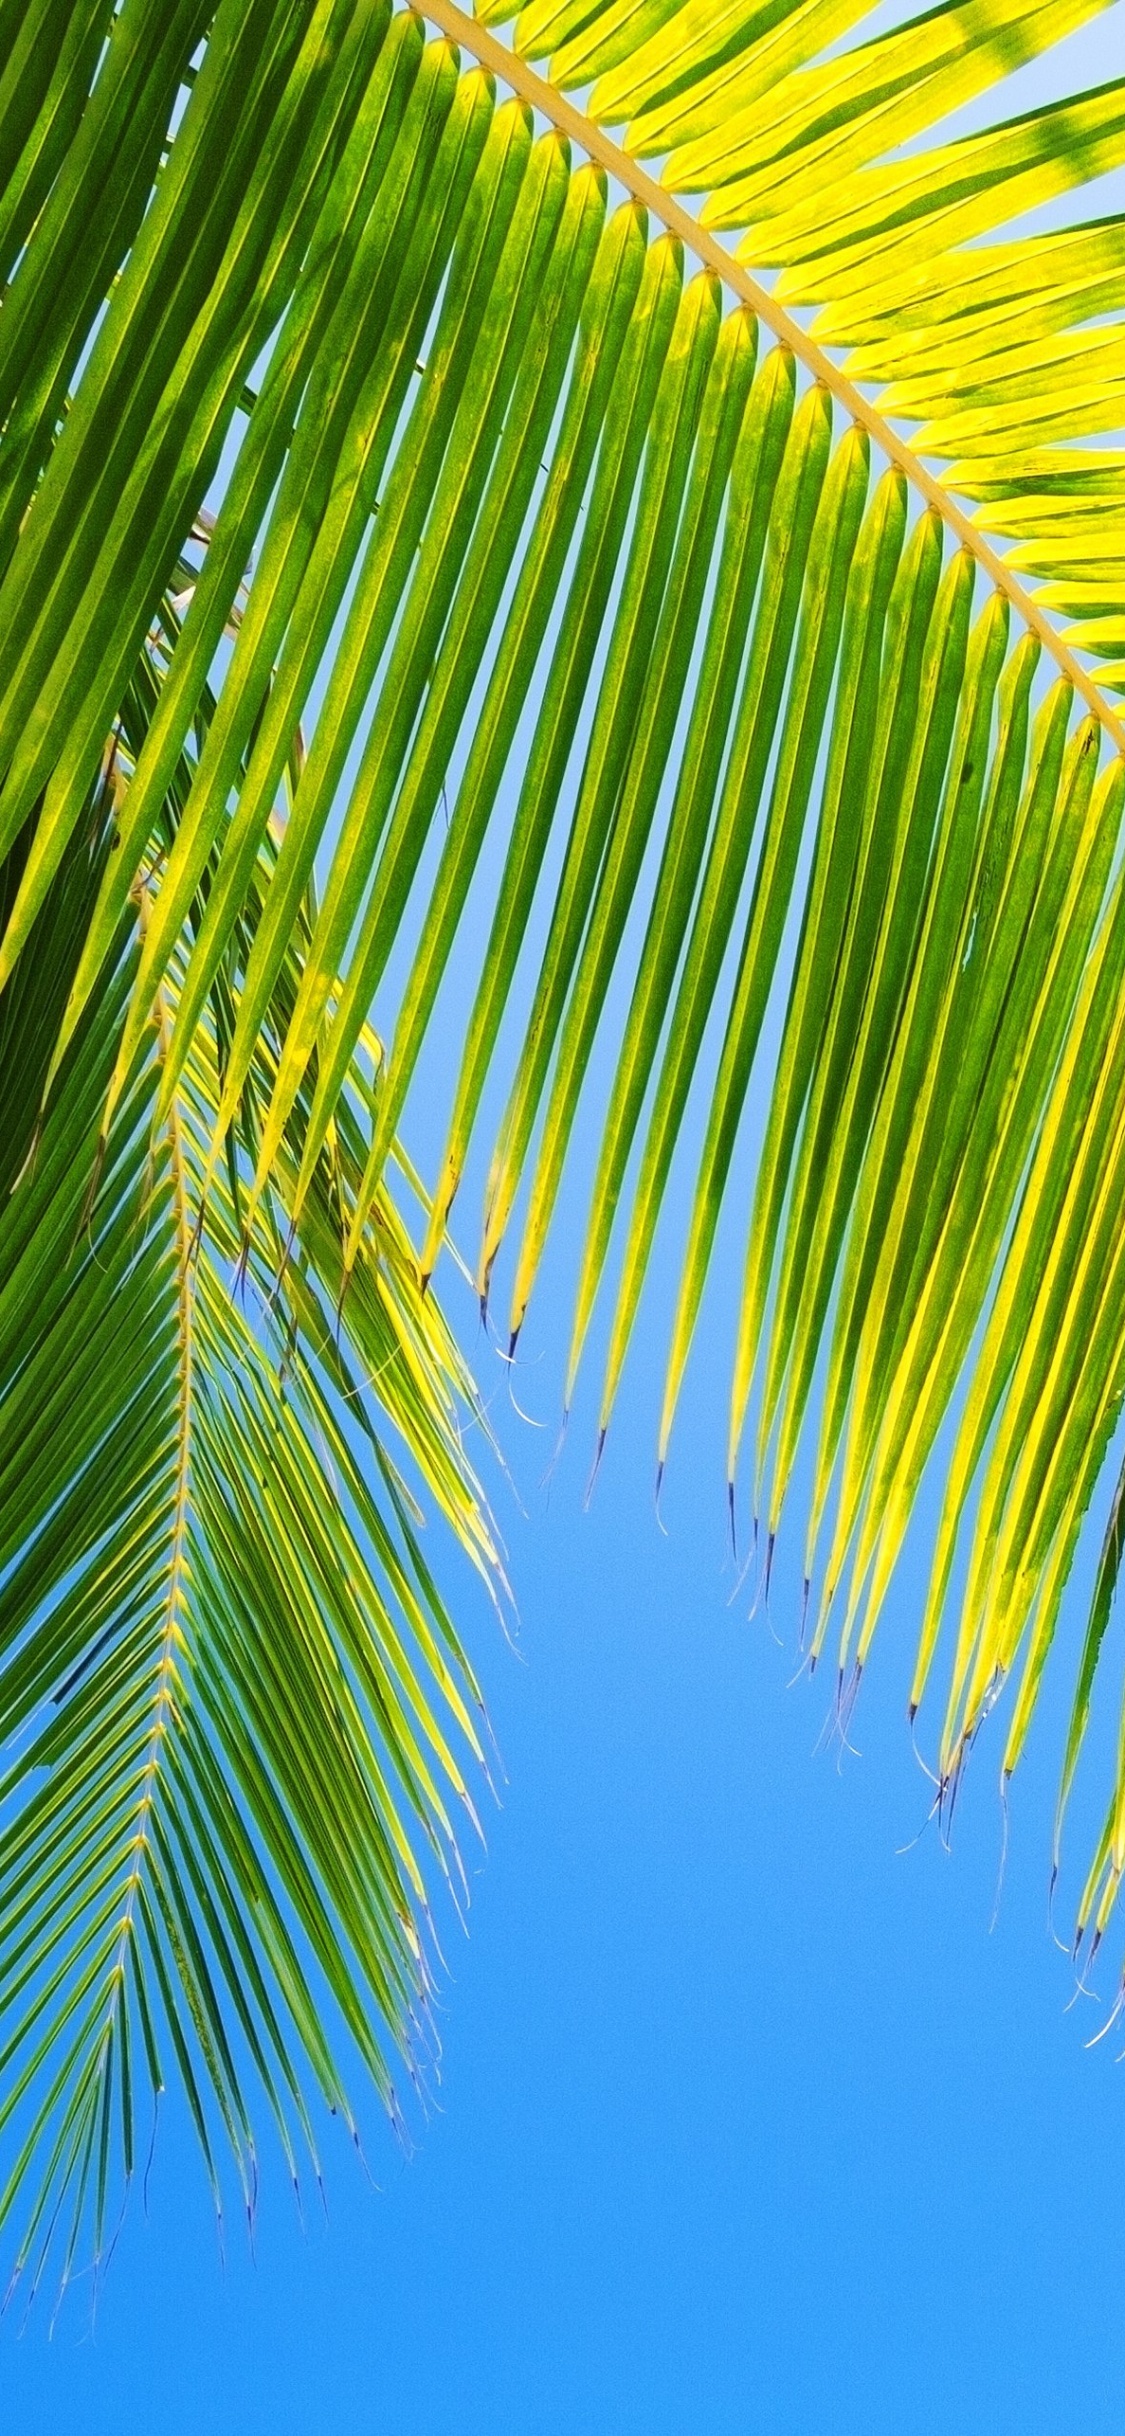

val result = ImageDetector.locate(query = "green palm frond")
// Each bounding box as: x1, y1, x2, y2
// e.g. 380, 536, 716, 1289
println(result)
4, 0, 1125, 2274
0, 665, 495, 2296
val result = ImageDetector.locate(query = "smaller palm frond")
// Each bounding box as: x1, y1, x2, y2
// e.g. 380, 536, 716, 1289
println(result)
0, 701, 495, 2298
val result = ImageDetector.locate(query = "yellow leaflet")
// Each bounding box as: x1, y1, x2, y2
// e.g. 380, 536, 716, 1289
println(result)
605, 0, 871, 148
879, 322, 1125, 416
743, 83, 1125, 277
821, 216, 1125, 348
916, 383, 1125, 456
952, 445, 1125, 495
991, 510, 1125, 549
669, 0, 1094, 200
1061, 617, 1125, 653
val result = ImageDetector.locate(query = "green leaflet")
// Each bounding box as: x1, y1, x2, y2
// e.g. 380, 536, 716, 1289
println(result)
102, 28, 482, 1139
799, 623, 1038, 1617
159, 62, 513, 1133
562, 338, 796, 1404
658, 414, 871, 1468
845, 700, 1111, 1695
420, 228, 686, 1272
933, 747, 1121, 1741
0, 0, 205, 516
371, 198, 650, 1261
507, 297, 761, 1345
727, 491, 939, 1506
0, 0, 352, 857
42, 0, 422, 1077
0, 0, 386, 1007
762, 557, 996, 1573
480, 264, 725, 1314
246, 104, 574, 1226
335, 161, 619, 1274
599, 373, 833, 1445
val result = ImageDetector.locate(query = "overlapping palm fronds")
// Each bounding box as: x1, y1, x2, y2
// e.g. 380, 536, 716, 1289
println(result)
0, 622, 495, 2296
3, 0, 1125, 2274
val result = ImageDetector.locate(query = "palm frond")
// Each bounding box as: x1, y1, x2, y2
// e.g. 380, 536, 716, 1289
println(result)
3, 0, 1125, 2264
0, 699, 495, 2296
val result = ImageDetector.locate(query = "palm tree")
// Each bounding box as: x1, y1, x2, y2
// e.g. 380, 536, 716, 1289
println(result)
2, 0, 1123, 2291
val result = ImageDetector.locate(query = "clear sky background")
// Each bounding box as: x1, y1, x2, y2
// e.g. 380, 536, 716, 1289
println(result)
7, 11, 1125, 2431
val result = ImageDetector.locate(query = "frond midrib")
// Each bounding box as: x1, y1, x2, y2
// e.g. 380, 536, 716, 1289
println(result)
421, 0, 1125, 761
104, 917, 196, 2005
